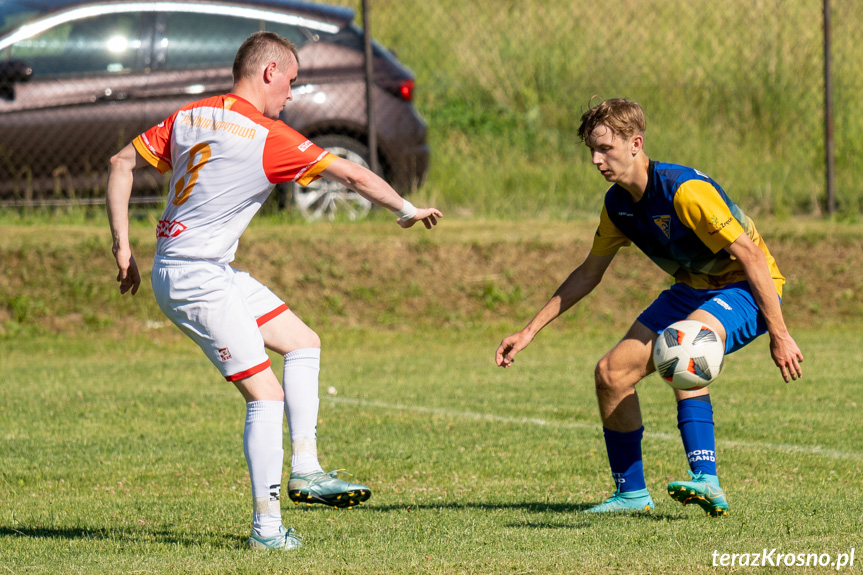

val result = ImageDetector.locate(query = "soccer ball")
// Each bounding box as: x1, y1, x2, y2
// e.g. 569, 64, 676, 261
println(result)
653, 320, 725, 390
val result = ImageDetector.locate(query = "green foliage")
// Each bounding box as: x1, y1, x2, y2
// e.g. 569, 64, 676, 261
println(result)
477, 280, 523, 311
6, 294, 42, 323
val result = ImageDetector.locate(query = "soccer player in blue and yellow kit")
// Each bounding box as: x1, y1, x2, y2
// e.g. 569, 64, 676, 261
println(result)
495, 98, 803, 516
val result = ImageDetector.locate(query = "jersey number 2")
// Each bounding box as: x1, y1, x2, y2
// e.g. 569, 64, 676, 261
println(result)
173, 143, 212, 206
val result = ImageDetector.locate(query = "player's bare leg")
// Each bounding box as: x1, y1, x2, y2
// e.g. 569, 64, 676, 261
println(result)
594, 321, 656, 432
259, 309, 321, 356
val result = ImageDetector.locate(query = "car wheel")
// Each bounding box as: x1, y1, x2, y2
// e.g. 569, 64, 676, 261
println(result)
292, 135, 374, 221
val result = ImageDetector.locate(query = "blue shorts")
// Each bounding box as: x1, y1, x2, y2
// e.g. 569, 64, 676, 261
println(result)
637, 282, 775, 354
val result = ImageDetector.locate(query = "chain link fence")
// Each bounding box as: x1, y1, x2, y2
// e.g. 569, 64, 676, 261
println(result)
1, 0, 860, 218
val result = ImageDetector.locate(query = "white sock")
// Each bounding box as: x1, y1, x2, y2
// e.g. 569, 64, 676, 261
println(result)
243, 400, 284, 538
283, 348, 324, 475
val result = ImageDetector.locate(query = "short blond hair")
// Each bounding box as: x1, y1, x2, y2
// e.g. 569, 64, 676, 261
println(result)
232, 31, 299, 83
577, 98, 646, 143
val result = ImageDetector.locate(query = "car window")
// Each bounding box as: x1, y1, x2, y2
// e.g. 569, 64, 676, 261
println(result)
8, 13, 142, 75
161, 13, 246, 69
262, 22, 308, 46
0, 1, 46, 37
161, 12, 308, 70
1, 13, 34, 39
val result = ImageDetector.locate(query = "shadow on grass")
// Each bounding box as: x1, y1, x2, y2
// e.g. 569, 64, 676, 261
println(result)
0, 525, 242, 548
337, 501, 687, 523
365, 501, 593, 513
1, 503, 687, 546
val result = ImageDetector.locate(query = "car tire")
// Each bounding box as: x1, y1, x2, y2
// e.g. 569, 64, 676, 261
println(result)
290, 135, 376, 221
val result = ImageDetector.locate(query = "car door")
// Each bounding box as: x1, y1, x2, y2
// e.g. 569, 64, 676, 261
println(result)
0, 10, 154, 201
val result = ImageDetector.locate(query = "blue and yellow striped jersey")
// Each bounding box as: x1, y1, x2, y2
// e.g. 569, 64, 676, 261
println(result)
590, 161, 784, 296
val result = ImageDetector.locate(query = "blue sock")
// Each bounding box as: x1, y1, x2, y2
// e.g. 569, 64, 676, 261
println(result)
603, 426, 646, 492
677, 396, 718, 476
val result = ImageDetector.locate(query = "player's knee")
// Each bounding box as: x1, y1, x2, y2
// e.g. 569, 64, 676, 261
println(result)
594, 356, 634, 394
288, 330, 320, 351
288, 325, 321, 350
304, 330, 321, 349
594, 357, 614, 391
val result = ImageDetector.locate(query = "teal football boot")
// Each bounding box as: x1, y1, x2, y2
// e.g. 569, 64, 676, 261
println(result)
667, 470, 729, 517
248, 525, 303, 551
288, 470, 371, 509
583, 487, 655, 513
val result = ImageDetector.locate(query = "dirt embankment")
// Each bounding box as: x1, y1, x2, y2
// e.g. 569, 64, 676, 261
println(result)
0, 220, 860, 334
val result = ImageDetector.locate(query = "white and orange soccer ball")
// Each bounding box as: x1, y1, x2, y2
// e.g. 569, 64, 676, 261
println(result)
653, 320, 725, 390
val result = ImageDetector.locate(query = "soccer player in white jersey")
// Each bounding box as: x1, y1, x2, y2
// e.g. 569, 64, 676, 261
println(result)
106, 31, 442, 551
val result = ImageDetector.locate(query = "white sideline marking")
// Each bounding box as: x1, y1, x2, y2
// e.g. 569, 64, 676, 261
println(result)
327, 397, 863, 462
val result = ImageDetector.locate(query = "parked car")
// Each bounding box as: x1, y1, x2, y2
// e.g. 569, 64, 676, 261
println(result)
0, 0, 429, 219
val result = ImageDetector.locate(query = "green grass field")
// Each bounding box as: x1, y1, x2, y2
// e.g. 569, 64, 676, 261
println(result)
1, 217, 860, 573
1, 325, 860, 573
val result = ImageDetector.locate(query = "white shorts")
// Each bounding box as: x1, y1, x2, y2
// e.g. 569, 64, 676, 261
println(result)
151, 256, 287, 381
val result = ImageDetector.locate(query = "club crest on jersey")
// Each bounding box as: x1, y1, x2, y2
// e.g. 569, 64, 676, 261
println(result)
653, 215, 671, 238
223, 97, 237, 110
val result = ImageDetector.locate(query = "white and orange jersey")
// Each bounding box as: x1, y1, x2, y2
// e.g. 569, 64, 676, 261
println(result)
133, 94, 335, 263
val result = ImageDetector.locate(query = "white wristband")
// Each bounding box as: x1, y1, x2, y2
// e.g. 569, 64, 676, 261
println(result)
394, 199, 418, 221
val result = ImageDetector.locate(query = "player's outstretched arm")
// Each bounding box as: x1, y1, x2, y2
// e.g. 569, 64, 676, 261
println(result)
724, 235, 804, 382
320, 157, 441, 229
495, 253, 614, 368
106, 143, 147, 296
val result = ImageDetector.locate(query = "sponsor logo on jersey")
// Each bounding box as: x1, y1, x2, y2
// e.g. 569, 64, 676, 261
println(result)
218, 347, 232, 361
617, 211, 634, 217
298, 140, 314, 152
708, 214, 734, 235
156, 219, 187, 238
712, 297, 733, 311
179, 113, 256, 139
653, 215, 671, 238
